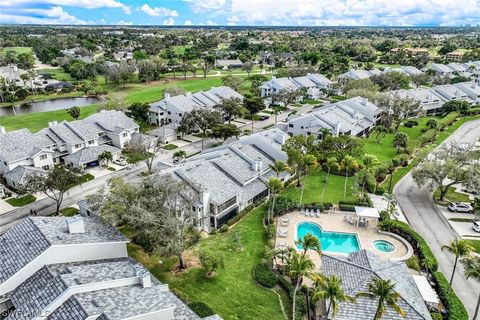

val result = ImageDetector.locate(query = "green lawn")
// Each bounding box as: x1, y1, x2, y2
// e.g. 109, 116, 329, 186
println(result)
162, 144, 178, 150
0, 104, 98, 132
433, 187, 471, 203
1, 47, 32, 55
282, 168, 356, 204
467, 240, 480, 254
126, 205, 287, 320
6, 194, 36, 207
59, 207, 80, 217
37, 68, 74, 81
122, 149, 152, 164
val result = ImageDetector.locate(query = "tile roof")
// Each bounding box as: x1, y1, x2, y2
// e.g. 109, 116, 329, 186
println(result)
321, 250, 431, 320
63, 145, 121, 166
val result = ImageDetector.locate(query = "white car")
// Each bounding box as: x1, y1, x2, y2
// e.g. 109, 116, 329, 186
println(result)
473, 221, 480, 233
113, 159, 127, 166
448, 202, 474, 213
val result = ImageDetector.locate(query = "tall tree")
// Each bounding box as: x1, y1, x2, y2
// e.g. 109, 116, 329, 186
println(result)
441, 239, 473, 291
340, 155, 359, 200
210, 124, 241, 141
282, 135, 317, 187
309, 274, 354, 319
356, 278, 405, 320
268, 178, 284, 221
180, 109, 222, 150
295, 232, 321, 256
286, 252, 315, 320
270, 160, 290, 178
215, 97, 243, 123
461, 255, 480, 320
23, 166, 80, 215
375, 93, 421, 130
98, 151, 113, 166
392, 132, 408, 153
412, 143, 478, 201
321, 157, 339, 205
244, 96, 264, 132
221, 75, 243, 92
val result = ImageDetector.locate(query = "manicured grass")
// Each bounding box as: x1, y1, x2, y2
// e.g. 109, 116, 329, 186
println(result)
433, 187, 471, 203
0, 104, 98, 132
37, 68, 74, 81
162, 144, 178, 150
6, 194, 36, 207
122, 149, 152, 164
59, 207, 79, 217
125, 205, 287, 320
1, 47, 32, 55
78, 173, 95, 184
466, 240, 480, 254
282, 168, 356, 204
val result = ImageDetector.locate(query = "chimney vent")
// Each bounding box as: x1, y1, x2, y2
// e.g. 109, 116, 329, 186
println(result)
164, 92, 171, 100
0, 126, 5, 134
66, 215, 85, 234
275, 131, 286, 145
252, 158, 263, 172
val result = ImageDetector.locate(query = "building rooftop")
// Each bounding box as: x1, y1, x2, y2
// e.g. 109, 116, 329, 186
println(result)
63, 145, 121, 166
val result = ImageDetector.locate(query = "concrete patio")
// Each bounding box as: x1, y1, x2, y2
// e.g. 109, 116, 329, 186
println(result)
275, 210, 411, 268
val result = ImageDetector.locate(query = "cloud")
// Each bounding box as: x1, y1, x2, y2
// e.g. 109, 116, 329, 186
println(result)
0, 6, 89, 24
206, 20, 218, 26
163, 17, 175, 25
184, 0, 226, 13
138, 4, 178, 17
0, 0, 132, 15
184, 20, 193, 25
117, 20, 133, 25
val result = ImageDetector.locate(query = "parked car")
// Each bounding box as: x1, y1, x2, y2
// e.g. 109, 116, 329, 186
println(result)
473, 221, 480, 233
448, 202, 474, 213
259, 115, 270, 121
113, 159, 127, 166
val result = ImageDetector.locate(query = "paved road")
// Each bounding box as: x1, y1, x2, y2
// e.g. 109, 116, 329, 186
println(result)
394, 119, 480, 318
0, 104, 313, 233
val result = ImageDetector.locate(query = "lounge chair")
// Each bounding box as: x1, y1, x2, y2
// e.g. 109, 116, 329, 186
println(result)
315, 211, 320, 218
278, 230, 288, 238
277, 241, 287, 248
281, 219, 289, 226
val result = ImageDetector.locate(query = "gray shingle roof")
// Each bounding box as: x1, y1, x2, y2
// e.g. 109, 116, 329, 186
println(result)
0, 129, 53, 163
321, 250, 432, 320
47, 297, 89, 320
3, 165, 46, 187
63, 145, 121, 166
82, 110, 139, 133
0, 218, 50, 284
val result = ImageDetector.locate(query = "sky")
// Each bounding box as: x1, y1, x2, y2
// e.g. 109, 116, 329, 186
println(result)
1, 0, 480, 27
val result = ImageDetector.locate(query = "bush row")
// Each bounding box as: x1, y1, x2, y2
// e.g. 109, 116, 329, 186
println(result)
271, 196, 300, 216
187, 302, 215, 318
227, 203, 256, 226
253, 263, 278, 288
438, 112, 459, 131
461, 107, 480, 116
378, 220, 438, 271
432, 272, 468, 320
418, 128, 437, 146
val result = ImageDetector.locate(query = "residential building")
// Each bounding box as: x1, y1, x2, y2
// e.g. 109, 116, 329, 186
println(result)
432, 84, 475, 104
453, 81, 480, 102
285, 97, 381, 138
446, 50, 465, 62
0, 65, 27, 85
0, 214, 219, 320
430, 63, 455, 76
321, 250, 432, 320
385, 66, 424, 76
393, 88, 446, 114
260, 73, 332, 99
156, 129, 290, 231
148, 86, 243, 126
0, 110, 139, 187
3, 166, 46, 190
337, 69, 382, 83
215, 59, 243, 69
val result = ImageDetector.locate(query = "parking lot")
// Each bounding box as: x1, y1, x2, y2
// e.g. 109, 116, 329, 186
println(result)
436, 204, 479, 239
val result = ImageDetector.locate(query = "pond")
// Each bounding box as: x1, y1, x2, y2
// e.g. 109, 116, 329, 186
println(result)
0, 97, 100, 116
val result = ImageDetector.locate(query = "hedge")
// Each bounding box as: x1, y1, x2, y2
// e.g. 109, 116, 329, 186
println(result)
339, 204, 356, 211
253, 263, 277, 288
438, 112, 459, 130
227, 203, 256, 226
271, 196, 300, 216
432, 272, 468, 320
430, 313, 442, 320
392, 154, 409, 167
188, 302, 215, 318
462, 107, 480, 116
378, 220, 438, 271
418, 129, 437, 146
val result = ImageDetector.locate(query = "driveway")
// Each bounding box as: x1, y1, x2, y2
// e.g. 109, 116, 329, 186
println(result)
394, 119, 480, 318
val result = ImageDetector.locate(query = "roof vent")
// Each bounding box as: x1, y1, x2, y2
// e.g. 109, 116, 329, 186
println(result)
252, 157, 263, 172
0, 126, 5, 134
275, 131, 286, 145
66, 215, 85, 234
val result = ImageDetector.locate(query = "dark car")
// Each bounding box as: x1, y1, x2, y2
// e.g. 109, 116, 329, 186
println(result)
259, 115, 270, 121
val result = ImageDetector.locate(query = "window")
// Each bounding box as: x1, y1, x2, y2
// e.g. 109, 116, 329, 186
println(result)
39, 154, 47, 160
88, 140, 94, 145
122, 132, 128, 137
98, 132, 105, 137
74, 144, 81, 148
288, 124, 294, 128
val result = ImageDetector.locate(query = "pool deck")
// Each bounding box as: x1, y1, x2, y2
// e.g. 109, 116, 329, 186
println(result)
275, 210, 409, 268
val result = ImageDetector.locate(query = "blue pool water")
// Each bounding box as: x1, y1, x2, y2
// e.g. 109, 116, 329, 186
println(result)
296, 222, 360, 254
373, 240, 396, 252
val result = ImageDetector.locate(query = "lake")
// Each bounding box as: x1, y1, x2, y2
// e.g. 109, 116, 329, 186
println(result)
0, 97, 100, 116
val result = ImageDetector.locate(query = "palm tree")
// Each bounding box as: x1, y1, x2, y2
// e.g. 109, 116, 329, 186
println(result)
286, 252, 315, 320
372, 125, 388, 143
420, 258, 436, 279
320, 157, 338, 205
309, 273, 355, 318
356, 278, 405, 320
173, 150, 187, 162
382, 192, 397, 220
270, 160, 290, 178
461, 255, 480, 320
98, 151, 113, 166
274, 247, 292, 273
441, 239, 473, 291
340, 155, 359, 200
426, 118, 439, 130
361, 154, 380, 195
268, 178, 284, 222
393, 132, 408, 153
319, 128, 331, 141
295, 232, 321, 256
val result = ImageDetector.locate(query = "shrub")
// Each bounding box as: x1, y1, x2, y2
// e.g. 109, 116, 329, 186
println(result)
219, 225, 229, 233
463, 107, 480, 116
304, 202, 324, 212
392, 154, 409, 167
135, 232, 154, 253
323, 202, 334, 209
277, 276, 306, 319
209, 229, 218, 235
379, 220, 438, 271
339, 204, 356, 211
227, 203, 255, 226
418, 129, 437, 146
253, 263, 277, 288
271, 196, 300, 216
438, 112, 459, 130
406, 255, 421, 271
188, 302, 215, 318
432, 271, 468, 320
379, 210, 390, 222
375, 187, 386, 195
431, 313, 442, 320
266, 224, 276, 240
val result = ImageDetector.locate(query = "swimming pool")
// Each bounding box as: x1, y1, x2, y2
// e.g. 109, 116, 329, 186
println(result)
296, 222, 360, 254
373, 240, 396, 253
